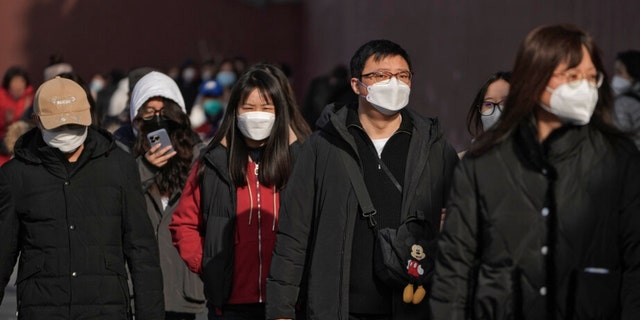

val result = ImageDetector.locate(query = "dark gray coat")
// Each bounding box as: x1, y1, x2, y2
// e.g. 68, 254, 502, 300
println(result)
137, 144, 206, 314
266, 105, 459, 319
0, 127, 164, 319
430, 122, 640, 320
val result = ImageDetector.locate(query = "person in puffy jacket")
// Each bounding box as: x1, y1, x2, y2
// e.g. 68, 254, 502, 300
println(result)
169, 63, 311, 320
430, 24, 640, 320
0, 77, 164, 319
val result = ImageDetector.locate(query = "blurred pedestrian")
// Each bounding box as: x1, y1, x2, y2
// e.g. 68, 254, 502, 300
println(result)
430, 24, 640, 319
611, 50, 640, 149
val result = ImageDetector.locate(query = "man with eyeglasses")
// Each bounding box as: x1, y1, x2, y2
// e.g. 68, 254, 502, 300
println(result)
266, 39, 459, 320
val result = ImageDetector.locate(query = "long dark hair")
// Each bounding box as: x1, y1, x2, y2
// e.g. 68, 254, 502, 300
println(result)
198, 63, 310, 189
466, 71, 511, 137
132, 98, 197, 195
470, 24, 617, 156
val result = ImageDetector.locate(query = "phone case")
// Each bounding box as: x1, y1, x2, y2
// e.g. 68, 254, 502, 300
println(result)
146, 128, 173, 151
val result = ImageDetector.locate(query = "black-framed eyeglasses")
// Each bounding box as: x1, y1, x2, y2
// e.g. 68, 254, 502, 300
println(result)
478, 101, 504, 116
361, 70, 413, 84
141, 107, 165, 120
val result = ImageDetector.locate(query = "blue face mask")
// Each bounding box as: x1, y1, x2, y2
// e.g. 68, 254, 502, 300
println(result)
203, 100, 224, 116
216, 71, 237, 87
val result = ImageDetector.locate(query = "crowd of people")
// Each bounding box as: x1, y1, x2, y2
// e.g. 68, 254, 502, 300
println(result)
0, 23, 639, 320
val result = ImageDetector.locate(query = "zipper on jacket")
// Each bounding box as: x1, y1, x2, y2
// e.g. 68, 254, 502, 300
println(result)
255, 162, 264, 303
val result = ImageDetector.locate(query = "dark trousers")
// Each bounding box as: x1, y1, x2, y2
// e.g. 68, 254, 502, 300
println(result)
349, 314, 392, 320
208, 303, 264, 320
166, 311, 197, 320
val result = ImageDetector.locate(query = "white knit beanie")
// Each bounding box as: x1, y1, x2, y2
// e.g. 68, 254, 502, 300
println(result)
129, 71, 186, 122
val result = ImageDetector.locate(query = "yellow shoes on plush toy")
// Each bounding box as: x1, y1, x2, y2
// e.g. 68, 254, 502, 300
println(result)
403, 284, 426, 304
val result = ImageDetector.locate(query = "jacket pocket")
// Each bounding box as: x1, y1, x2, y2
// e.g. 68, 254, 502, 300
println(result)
571, 267, 620, 319
104, 254, 131, 314
183, 267, 206, 302
16, 254, 44, 308
202, 215, 234, 306
473, 264, 518, 319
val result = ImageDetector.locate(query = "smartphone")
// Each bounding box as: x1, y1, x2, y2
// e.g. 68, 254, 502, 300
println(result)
146, 128, 173, 152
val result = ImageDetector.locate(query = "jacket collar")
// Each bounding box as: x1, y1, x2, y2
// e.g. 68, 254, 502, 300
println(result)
12, 126, 116, 179
321, 102, 443, 219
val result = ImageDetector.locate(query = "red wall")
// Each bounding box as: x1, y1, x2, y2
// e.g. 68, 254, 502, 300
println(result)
2, 0, 639, 149
0, 0, 303, 93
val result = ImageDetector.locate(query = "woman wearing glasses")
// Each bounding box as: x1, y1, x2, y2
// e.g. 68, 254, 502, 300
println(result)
125, 71, 207, 320
430, 24, 640, 319
459, 71, 511, 158
466, 71, 511, 137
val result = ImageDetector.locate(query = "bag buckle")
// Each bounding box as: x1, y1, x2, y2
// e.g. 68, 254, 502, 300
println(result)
362, 210, 377, 229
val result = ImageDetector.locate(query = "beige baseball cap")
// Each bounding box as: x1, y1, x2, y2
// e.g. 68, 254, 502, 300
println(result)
33, 76, 92, 129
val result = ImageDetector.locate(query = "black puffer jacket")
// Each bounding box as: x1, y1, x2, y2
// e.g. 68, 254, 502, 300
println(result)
430, 121, 640, 320
266, 104, 459, 319
0, 127, 164, 319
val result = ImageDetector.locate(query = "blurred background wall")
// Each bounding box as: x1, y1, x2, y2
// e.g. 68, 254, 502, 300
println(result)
1, 0, 638, 150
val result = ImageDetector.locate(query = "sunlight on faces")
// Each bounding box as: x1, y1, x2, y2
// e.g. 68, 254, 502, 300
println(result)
140, 98, 165, 120
238, 89, 275, 115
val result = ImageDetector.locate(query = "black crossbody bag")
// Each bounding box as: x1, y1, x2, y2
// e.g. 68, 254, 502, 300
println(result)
339, 149, 434, 304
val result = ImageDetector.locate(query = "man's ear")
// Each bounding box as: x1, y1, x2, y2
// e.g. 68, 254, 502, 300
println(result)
350, 78, 363, 96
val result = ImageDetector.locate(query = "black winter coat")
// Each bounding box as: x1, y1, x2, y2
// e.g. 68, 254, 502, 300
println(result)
0, 127, 164, 319
430, 122, 640, 320
196, 140, 303, 307
266, 105, 459, 320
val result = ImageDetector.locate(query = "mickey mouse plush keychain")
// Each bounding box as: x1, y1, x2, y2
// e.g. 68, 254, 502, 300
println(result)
403, 244, 427, 304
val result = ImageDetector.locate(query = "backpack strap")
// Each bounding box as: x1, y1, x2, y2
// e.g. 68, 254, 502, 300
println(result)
339, 149, 378, 230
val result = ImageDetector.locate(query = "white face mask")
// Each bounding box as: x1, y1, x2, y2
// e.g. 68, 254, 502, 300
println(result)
540, 79, 598, 125
480, 107, 502, 129
611, 75, 632, 96
360, 77, 410, 115
41, 125, 88, 153
237, 111, 275, 141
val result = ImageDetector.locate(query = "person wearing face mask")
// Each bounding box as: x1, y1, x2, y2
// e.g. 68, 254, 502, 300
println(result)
189, 79, 227, 142
611, 50, 640, 149
0, 77, 164, 319
169, 64, 311, 320
460, 71, 511, 158
120, 71, 208, 320
265, 39, 459, 320
430, 24, 640, 320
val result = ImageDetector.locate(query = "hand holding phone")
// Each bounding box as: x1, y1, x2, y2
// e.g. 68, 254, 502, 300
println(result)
145, 128, 175, 167
146, 128, 173, 153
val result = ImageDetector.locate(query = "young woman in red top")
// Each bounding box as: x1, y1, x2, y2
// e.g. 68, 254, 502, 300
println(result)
170, 64, 311, 320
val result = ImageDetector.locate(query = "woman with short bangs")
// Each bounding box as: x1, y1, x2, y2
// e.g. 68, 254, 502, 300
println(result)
430, 24, 640, 319
170, 64, 311, 320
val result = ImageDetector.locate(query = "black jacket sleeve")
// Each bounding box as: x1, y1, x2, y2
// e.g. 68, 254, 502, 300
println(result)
430, 158, 479, 320
266, 137, 317, 319
0, 169, 20, 304
121, 153, 165, 319
621, 148, 640, 319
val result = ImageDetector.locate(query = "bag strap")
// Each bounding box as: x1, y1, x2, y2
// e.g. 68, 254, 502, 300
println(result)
366, 139, 403, 193
377, 158, 402, 193
339, 149, 378, 230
